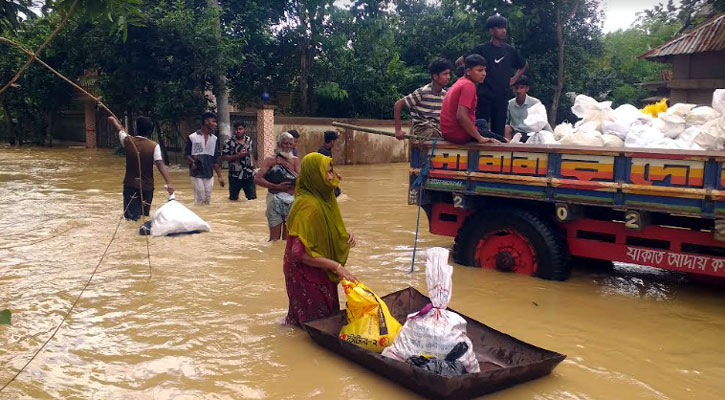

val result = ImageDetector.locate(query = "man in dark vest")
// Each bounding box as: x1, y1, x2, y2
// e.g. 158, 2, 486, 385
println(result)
109, 116, 175, 220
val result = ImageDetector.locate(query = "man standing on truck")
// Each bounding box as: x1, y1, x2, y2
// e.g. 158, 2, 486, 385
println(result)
457, 15, 528, 137
394, 58, 452, 140
505, 75, 553, 141
440, 54, 502, 145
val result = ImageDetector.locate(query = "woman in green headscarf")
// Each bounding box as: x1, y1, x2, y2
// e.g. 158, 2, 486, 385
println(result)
283, 152, 357, 326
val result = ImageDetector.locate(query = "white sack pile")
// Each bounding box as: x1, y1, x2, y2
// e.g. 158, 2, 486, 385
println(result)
550, 89, 725, 151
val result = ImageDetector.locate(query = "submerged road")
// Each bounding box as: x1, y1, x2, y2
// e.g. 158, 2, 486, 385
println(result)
1, 145, 724, 399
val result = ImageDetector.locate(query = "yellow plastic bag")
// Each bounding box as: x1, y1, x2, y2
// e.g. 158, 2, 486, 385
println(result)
641, 98, 668, 117
339, 280, 402, 353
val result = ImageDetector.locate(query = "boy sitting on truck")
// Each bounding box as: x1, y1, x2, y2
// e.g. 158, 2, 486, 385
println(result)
394, 58, 452, 140
440, 54, 503, 145
504, 75, 553, 142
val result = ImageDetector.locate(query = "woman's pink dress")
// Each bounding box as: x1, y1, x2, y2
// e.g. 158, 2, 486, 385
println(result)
283, 237, 340, 326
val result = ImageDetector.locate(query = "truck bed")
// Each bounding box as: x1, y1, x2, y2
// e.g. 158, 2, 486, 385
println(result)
410, 141, 725, 219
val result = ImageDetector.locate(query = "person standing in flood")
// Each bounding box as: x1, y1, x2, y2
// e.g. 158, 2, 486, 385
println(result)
316, 130, 342, 197
109, 116, 175, 220
255, 132, 300, 241
185, 112, 225, 205
289, 129, 300, 156
317, 130, 338, 157
222, 121, 256, 201
283, 152, 357, 326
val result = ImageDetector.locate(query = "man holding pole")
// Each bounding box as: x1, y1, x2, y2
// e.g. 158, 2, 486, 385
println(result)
393, 58, 452, 140
108, 116, 175, 220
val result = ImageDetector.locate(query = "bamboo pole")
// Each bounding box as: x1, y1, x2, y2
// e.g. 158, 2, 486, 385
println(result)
0, 0, 80, 96
331, 121, 428, 141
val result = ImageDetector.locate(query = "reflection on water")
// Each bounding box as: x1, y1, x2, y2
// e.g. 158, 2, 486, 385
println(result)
1, 145, 724, 399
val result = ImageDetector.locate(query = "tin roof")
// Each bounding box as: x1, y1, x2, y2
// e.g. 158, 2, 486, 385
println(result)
640, 13, 725, 61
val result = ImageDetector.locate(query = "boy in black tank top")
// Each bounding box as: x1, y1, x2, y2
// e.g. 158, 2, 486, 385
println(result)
457, 15, 528, 136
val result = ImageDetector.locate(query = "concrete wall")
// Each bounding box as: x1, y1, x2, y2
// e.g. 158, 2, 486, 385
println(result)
52, 108, 412, 165
274, 117, 410, 165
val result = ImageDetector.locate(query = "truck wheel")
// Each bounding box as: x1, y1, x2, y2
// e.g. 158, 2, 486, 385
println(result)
453, 209, 570, 281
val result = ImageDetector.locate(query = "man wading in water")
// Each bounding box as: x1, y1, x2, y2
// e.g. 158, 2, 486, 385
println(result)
255, 132, 300, 241
109, 116, 175, 220
185, 112, 225, 205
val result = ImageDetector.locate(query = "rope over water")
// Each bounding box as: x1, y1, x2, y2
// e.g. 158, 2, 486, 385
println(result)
0, 16, 155, 390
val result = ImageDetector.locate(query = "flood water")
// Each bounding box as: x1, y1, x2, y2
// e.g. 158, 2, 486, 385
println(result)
1, 145, 724, 400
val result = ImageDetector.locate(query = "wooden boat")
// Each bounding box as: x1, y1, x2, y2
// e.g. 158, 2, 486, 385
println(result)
303, 287, 566, 399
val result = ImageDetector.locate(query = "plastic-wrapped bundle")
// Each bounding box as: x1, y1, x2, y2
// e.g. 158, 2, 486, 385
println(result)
714, 89, 725, 115
653, 113, 686, 138
571, 95, 614, 132
687, 107, 721, 127
382, 248, 480, 373
523, 103, 550, 133
149, 194, 211, 237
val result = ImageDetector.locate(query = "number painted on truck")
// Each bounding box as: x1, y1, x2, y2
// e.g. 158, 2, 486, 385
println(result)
453, 193, 464, 209
625, 211, 641, 230
556, 205, 568, 221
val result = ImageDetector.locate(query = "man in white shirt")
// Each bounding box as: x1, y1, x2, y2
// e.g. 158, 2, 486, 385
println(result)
109, 116, 174, 220
505, 75, 552, 141
184, 112, 225, 204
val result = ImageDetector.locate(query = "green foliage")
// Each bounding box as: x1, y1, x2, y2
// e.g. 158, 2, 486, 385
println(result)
3, 0, 723, 133
1, 0, 36, 32
599, 20, 678, 106
0, 309, 11, 325
0, 14, 82, 144
45, 0, 144, 40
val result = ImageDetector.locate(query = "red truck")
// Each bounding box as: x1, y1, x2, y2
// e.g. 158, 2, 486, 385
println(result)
409, 141, 725, 281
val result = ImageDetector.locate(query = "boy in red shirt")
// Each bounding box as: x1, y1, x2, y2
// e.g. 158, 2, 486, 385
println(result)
440, 54, 502, 144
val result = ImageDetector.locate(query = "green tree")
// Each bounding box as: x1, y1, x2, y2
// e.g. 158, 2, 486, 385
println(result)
1, 0, 36, 32
0, 14, 82, 145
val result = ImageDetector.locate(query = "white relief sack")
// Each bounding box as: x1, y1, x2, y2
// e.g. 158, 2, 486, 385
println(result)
527, 130, 558, 145
687, 106, 721, 127
570, 94, 614, 132
381, 248, 480, 373
666, 103, 697, 118
713, 89, 725, 115
601, 134, 624, 147
694, 117, 725, 151
625, 124, 665, 148
553, 122, 574, 141
653, 113, 686, 138
150, 194, 211, 237
523, 103, 549, 133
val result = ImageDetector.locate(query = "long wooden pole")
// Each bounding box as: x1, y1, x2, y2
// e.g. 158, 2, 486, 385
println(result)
331, 121, 428, 141
0, 0, 80, 96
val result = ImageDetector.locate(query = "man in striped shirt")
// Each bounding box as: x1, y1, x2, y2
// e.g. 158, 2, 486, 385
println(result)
394, 58, 452, 140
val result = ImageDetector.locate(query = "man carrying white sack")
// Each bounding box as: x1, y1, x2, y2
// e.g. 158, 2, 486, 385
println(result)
382, 247, 480, 373
109, 116, 175, 221
504, 75, 552, 142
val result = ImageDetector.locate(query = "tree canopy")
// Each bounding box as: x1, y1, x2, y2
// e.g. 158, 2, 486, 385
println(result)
1, 0, 723, 144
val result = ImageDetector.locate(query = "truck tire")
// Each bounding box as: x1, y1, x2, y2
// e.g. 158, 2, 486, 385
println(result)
453, 208, 570, 281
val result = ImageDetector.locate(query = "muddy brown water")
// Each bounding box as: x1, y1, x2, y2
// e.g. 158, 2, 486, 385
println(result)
1, 145, 724, 400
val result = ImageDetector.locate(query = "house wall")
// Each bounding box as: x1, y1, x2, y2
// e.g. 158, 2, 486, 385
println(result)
670, 52, 725, 104
274, 117, 410, 165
